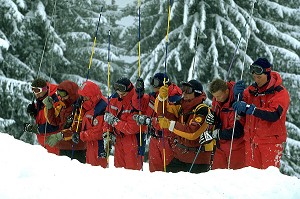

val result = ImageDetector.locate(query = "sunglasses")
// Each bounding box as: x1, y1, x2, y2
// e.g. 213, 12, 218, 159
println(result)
250, 64, 271, 75
57, 90, 68, 98
32, 86, 47, 94
113, 82, 128, 92
181, 84, 194, 94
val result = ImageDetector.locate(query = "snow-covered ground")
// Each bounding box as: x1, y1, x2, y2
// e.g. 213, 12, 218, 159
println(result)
0, 132, 299, 199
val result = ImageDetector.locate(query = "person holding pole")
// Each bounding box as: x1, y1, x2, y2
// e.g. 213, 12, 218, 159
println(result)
103, 77, 143, 170
132, 73, 182, 172
232, 57, 290, 169
207, 78, 245, 169
156, 79, 215, 173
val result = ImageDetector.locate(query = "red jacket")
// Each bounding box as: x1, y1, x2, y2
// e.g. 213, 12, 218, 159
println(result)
212, 81, 245, 149
243, 71, 290, 144
35, 83, 60, 152
104, 85, 143, 170
47, 80, 86, 150
78, 81, 107, 167
104, 87, 140, 135
156, 92, 214, 164
35, 83, 59, 134
131, 83, 182, 137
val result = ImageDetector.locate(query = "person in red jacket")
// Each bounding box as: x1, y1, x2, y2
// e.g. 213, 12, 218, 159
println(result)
76, 80, 108, 167
25, 78, 60, 155
233, 57, 290, 169
43, 80, 86, 163
132, 73, 182, 172
156, 80, 215, 173
103, 77, 142, 170
207, 78, 245, 169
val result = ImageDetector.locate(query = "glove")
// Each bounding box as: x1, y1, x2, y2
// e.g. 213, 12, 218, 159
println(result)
232, 101, 256, 115
133, 114, 152, 126
46, 132, 63, 147
158, 85, 168, 101
104, 112, 120, 127
135, 78, 144, 99
72, 132, 80, 144
24, 123, 39, 134
64, 115, 74, 129
245, 104, 256, 115
103, 132, 116, 145
199, 131, 213, 145
232, 101, 247, 115
158, 117, 170, 129
205, 112, 215, 125
42, 96, 54, 110
211, 129, 220, 139
27, 101, 37, 117
233, 80, 246, 101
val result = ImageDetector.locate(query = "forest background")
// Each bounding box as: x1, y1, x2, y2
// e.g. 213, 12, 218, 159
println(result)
0, 0, 299, 177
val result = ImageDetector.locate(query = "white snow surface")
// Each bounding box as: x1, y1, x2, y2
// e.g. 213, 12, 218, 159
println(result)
0, 132, 299, 199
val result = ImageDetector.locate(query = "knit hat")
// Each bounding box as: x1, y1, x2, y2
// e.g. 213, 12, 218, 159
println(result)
114, 77, 133, 92
31, 78, 47, 88
181, 79, 203, 97
151, 72, 169, 87
252, 57, 272, 80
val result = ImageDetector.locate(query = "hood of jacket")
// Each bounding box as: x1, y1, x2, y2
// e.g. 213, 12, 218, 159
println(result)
57, 80, 79, 107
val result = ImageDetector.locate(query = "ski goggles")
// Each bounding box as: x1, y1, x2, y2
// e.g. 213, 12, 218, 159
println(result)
57, 89, 68, 98
32, 86, 47, 94
113, 82, 128, 92
250, 64, 271, 75
180, 82, 194, 94
150, 77, 168, 88
181, 81, 202, 94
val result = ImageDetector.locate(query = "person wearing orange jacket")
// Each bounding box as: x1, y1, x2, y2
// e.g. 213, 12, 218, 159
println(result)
233, 58, 290, 169
42, 80, 86, 163
207, 78, 245, 169
25, 78, 60, 155
156, 80, 215, 173
132, 73, 182, 172
103, 77, 142, 170
75, 80, 108, 167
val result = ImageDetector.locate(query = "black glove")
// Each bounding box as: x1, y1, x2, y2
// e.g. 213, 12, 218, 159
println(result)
24, 123, 39, 134
27, 101, 37, 117
205, 112, 215, 125
133, 114, 152, 126
64, 114, 74, 129
199, 131, 213, 145
72, 132, 80, 144
74, 96, 84, 109
135, 78, 144, 99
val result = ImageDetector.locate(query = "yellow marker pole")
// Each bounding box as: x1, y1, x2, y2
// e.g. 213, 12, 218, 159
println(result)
161, 1, 172, 172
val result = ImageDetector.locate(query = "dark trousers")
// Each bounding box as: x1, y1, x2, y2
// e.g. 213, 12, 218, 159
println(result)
166, 158, 209, 173
60, 150, 86, 163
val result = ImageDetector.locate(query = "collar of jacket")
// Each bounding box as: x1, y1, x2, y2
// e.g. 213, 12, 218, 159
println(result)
181, 94, 206, 114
